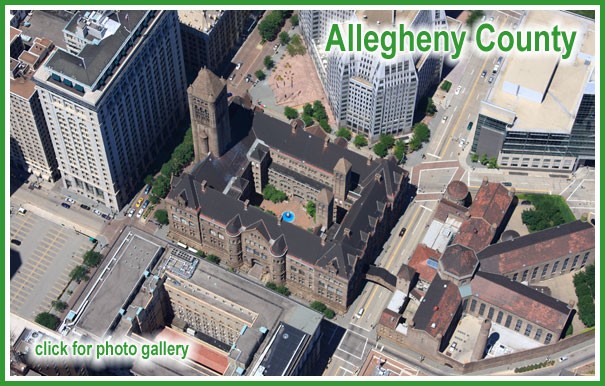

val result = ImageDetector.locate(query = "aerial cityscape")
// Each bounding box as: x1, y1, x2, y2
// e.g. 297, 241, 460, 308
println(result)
8, 8, 597, 378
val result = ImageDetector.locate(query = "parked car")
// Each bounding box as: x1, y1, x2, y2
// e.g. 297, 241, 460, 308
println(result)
144, 184, 152, 195
399, 228, 407, 237
467, 122, 474, 131
80, 204, 91, 210
442, 115, 448, 123
93, 209, 102, 216
481, 70, 487, 78
135, 197, 144, 208
488, 76, 494, 84
142, 200, 150, 209
136, 208, 144, 218
65, 197, 75, 204
61, 203, 71, 209
18, 207, 27, 215
235, 62, 242, 70
459, 138, 466, 147
128, 208, 136, 217
502, 182, 513, 187
11, 239, 21, 246
228, 74, 235, 81
356, 308, 365, 318
559, 356, 568, 362
101, 214, 110, 220
521, 200, 532, 205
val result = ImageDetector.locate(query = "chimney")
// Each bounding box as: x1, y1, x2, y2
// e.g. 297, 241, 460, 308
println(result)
367, 155, 373, 166
375, 172, 383, 182
344, 228, 351, 237
291, 120, 297, 134
324, 137, 330, 149
509, 187, 516, 196
482, 176, 489, 185
277, 215, 282, 226
201, 180, 207, 192
320, 233, 327, 246
244, 199, 249, 210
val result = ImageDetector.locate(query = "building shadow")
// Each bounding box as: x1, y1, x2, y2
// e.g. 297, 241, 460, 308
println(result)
307, 320, 347, 376
10, 248, 22, 279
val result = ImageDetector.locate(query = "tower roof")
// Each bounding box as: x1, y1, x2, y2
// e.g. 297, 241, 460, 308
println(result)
189, 67, 225, 102
317, 188, 333, 204
334, 157, 352, 174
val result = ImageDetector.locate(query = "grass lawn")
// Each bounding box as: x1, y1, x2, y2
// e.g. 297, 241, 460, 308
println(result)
516, 193, 576, 232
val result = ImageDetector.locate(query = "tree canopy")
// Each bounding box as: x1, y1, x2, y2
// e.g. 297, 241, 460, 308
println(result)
336, 127, 352, 141
353, 135, 368, 148
154, 209, 169, 225
35, 312, 60, 330
284, 106, 299, 120
83, 250, 103, 267
263, 184, 288, 203
258, 11, 286, 41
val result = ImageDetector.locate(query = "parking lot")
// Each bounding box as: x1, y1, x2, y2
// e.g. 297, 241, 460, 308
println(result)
10, 211, 90, 319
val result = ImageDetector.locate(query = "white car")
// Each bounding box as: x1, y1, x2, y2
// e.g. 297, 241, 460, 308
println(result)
93, 209, 102, 216
442, 115, 448, 123
136, 208, 144, 218
127, 208, 135, 218
235, 62, 242, 70
65, 197, 75, 204
459, 138, 466, 148
455, 85, 462, 95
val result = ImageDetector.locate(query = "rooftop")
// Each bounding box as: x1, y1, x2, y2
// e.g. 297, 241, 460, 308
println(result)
178, 10, 224, 34
407, 244, 441, 284
18, 10, 73, 50
354, 10, 419, 28
439, 244, 478, 279
478, 220, 595, 275
38, 10, 149, 91
470, 271, 571, 332
74, 228, 164, 341
251, 323, 310, 376
485, 10, 595, 133
413, 276, 461, 338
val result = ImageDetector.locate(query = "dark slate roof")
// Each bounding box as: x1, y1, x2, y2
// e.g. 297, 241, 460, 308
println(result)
478, 220, 595, 275
471, 271, 571, 332
397, 264, 417, 282
45, 10, 148, 87
413, 276, 461, 338
194, 187, 356, 279
440, 244, 478, 279
252, 112, 386, 189
257, 323, 309, 376
271, 163, 327, 192
367, 266, 397, 288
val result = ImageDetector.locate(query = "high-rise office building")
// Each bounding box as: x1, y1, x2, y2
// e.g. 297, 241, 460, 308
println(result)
34, 10, 187, 211
300, 10, 447, 142
178, 10, 250, 78
9, 31, 59, 182
470, 11, 595, 172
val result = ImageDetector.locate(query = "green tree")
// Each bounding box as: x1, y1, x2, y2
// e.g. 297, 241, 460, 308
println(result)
52, 300, 68, 312
263, 184, 288, 203
284, 106, 299, 120
470, 153, 479, 163
161, 160, 177, 178
206, 254, 220, 264
83, 250, 103, 267
196, 250, 207, 259
353, 135, 368, 148
302, 103, 314, 117
154, 209, 169, 225
290, 13, 299, 26
276, 285, 291, 296
69, 265, 89, 282
480, 153, 489, 165
379, 134, 396, 149
310, 301, 327, 313
279, 31, 290, 45
286, 34, 306, 55
336, 127, 352, 141
266, 282, 278, 291
323, 308, 336, 319
306, 201, 316, 219
301, 114, 314, 127
149, 194, 160, 204
263, 55, 274, 69
319, 119, 331, 134
520, 195, 575, 232
373, 142, 388, 157
144, 175, 154, 186
312, 100, 328, 122
487, 157, 499, 169
466, 10, 485, 28
408, 137, 423, 152
255, 70, 266, 81
35, 312, 60, 330
412, 123, 431, 143
393, 140, 407, 162
152, 175, 171, 198
426, 97, 437, 116
258, 10, 286, 41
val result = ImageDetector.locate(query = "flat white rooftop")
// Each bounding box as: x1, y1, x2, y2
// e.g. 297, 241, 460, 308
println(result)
486, 10, 595, 134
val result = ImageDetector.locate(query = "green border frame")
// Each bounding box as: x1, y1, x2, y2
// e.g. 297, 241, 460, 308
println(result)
3, 2, 600, 384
